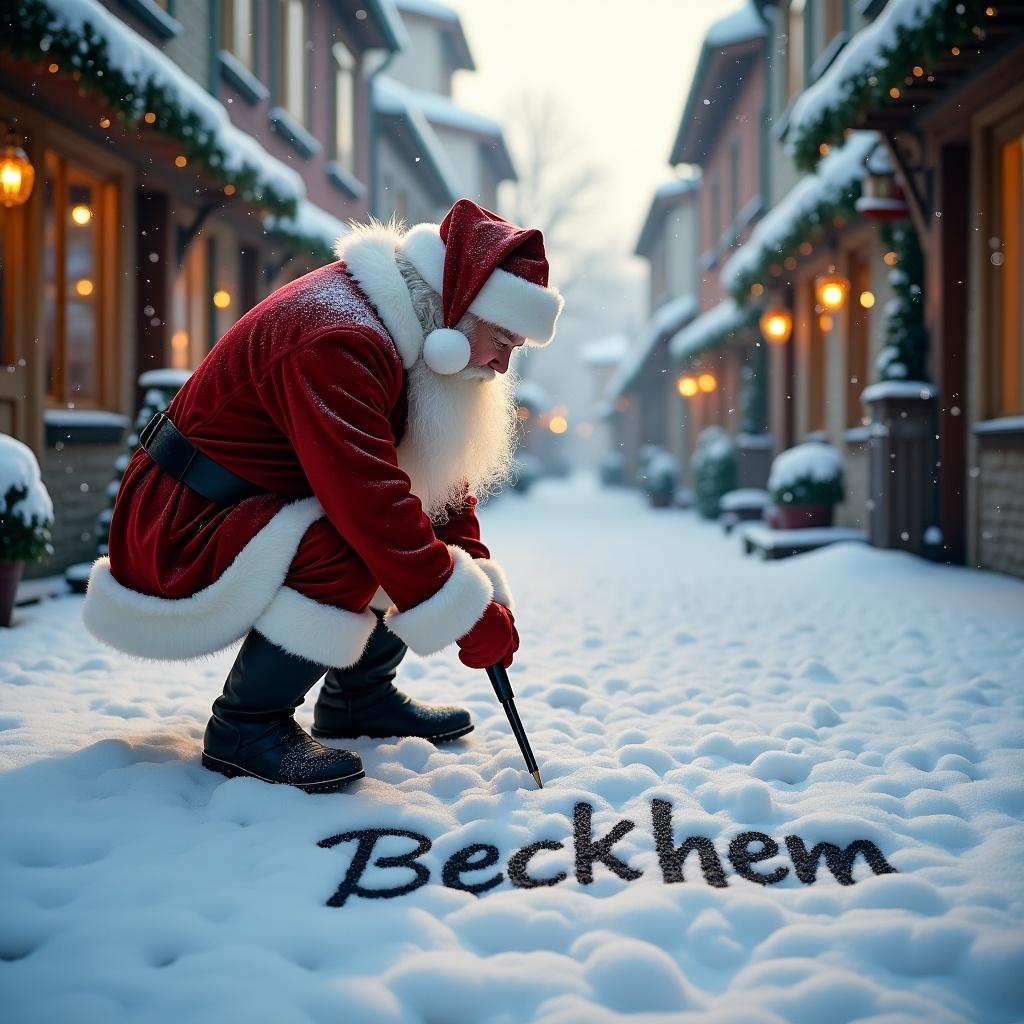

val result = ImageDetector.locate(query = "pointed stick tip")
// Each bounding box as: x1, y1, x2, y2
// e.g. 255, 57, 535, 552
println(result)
531, 770, 543, 789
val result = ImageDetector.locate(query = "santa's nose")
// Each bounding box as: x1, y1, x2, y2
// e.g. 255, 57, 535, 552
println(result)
489, 350, 512, 373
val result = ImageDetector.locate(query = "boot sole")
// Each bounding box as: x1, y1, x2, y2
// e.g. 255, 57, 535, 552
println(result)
310, 722, 475, 744
201, 752, 365, 793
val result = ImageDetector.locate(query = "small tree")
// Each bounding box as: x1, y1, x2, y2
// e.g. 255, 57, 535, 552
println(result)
692, 427, 738, 520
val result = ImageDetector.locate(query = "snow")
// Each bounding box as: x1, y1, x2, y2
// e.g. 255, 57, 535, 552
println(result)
606, 294, 697, 399
721, 132, 879, 294
973, 416, 1024, 436
413, 90, 504, 140
42, 410, 130, 429
720, 489, 770, 512
654, 175, 701, 200
768, 442, 843, 492
739, 523, 868, 550
264, 198, 349, 255
394, 0, 460, 25
137, 369, 191, 390
2, 475, 1024, 1021
787, 0, 945, 148
0, 434, 53, 527
669, 297, 751, 362
515, 379, 552, 413
860, 381, 937, 403
579, 333, 630, 368
704, 2, 767, 48
37, 0, 304, 205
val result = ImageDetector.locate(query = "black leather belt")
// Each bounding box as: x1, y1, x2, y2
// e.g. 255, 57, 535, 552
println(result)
139, 412, 268, 506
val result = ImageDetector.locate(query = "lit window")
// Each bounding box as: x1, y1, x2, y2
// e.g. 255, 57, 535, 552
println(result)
333, 40, 356, 172
170, 237, 208, 371
222, 0, 256, 71
786, 0, 806, 102
279, 0, 308, 126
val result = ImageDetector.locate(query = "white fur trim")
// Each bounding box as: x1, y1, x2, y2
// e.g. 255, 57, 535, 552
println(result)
401, 222, 564, 345
474, 558, 515, 613
423, 328, 470, 375
383, 544, 493, 656
334, 221, 424, 368
254, 587, 377, 668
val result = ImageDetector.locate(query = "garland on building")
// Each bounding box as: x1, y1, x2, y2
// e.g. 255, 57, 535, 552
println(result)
788, 0, 992, 172
739, 342, 768, 435
875, 221, 928, 382
2, 0, 299, 216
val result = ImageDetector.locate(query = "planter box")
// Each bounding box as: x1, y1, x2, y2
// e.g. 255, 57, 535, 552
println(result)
776, 503, 834, 529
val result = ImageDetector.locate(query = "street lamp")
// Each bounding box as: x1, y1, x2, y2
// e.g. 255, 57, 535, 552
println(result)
759, 307, 793, 345
0, 126, 35, 208
697, 372, 717, 393
815, 273, 849, 312
677, 375, 698, 398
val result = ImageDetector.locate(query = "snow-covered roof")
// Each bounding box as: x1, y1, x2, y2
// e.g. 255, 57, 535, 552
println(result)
705, 2, 768, 48
721, 131, 878, 296
787, 0, 943, 164
366, 0, 412, 52
373, 76, 463, 201
393, 0, 474, 71
414, 92, 517, 182
606, 294, 698, 398
580, 333, 630, 368
635, 174, 700, 257
669, 297, 753, 363
264, 198, 349, 258
26, 0, 305, 210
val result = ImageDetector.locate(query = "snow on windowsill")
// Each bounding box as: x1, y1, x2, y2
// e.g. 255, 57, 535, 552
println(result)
860, 381, 937, 403
43, 409, 130, 428
973, 416, 1024, 436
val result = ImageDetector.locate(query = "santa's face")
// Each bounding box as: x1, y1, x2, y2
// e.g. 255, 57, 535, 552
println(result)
462, 320, 526, 379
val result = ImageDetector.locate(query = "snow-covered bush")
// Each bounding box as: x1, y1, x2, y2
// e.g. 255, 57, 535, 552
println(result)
0, 435, 54, 564
768, 441, 845, 507
510, 452, 544, 494
691, 427, 737, 520
640, 449, 680, 499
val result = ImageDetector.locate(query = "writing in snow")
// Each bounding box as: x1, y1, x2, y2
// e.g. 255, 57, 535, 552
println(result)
319, 799, 897, 908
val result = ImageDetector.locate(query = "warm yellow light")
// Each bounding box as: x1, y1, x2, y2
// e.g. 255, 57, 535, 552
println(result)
48, 63, 59, 74
799, 241, 813, 256
677, 375, 698, 398
549, 416, 568, 434
99, 116, 111, 129
913, 65, 924, 77
889, 87, 901, 99
224, 183, 236, 196
819, 142, 830, 156
516, 405, 530, 421
783, 256, 797, 270
815, 274, 849, 311
174, 155, 187, 168
859, 290, 875, 308
171, 329, 189, 351
0, 136, 35, 208
213, 289, 231, 309
74, 278, 94, 297
759, 307, 793, 345
697, 373, 717, 393
750, 282, 764, 298
71, 203, 92, 225
883, 250, 899, 266
144, 112, 157, 125
819, 314, 833, 332
951, 46, 960, 56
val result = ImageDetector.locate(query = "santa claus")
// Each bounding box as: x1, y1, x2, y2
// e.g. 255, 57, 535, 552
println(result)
82, 199, 564, 793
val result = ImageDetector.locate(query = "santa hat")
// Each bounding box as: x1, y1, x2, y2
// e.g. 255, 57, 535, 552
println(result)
400, 199, 564, 375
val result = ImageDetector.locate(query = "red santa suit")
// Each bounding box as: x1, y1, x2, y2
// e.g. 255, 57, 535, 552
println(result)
81, 213, 560, 668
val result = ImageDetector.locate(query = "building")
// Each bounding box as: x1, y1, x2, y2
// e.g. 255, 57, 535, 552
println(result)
1, 0, 405, 578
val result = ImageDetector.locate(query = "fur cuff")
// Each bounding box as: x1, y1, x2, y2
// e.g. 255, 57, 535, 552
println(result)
383, 545, 493, 656
254, 588, 378, 668
474, 558, 514, 613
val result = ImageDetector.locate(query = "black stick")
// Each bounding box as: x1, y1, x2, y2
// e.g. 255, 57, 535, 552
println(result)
485, 662, 542, 788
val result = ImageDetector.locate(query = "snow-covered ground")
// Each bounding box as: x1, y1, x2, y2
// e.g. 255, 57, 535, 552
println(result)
2, 474, 1023, 1023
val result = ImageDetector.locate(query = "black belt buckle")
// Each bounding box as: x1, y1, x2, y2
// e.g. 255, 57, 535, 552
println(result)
139, 411, 166, 450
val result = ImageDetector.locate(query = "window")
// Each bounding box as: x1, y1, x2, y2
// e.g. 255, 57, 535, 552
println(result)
987, 114, 1024, 415
846, 252, 870, 427
221, 0, 256, 71
278, 0, 308, 126
169, 236, 208, 371
709, 174, 721, 247
333, 40, 356, 172
729, 136, 741, 225
786, 0, 806, 103
42, 150, 114, 407
823, 0, 846, 44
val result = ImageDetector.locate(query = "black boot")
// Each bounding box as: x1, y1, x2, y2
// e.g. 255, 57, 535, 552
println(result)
202, 630, 365, 793
311, 611, 473, 743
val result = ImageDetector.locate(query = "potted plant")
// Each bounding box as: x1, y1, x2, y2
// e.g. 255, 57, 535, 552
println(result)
767, 441, 845, 528
691, 427, 738, 520
0, 434, 54, 626
641, 448, 680, 508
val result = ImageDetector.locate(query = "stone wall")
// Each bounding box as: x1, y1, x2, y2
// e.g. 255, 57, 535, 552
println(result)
977, 438, 1024, 579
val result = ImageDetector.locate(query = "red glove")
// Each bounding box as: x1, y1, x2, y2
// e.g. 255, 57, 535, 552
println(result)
456, 601, 520, 669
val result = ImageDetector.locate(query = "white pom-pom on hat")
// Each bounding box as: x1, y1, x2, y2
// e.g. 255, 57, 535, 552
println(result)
422, 327, 471, 375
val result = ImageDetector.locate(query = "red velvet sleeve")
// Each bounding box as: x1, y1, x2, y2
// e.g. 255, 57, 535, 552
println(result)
260, 327, 456, 613
433, 484, 491, 560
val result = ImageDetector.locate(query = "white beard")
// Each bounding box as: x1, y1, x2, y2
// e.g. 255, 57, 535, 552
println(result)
396, 357, 520, 524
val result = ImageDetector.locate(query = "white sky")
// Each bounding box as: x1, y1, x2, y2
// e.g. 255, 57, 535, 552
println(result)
444, 0, 745, 254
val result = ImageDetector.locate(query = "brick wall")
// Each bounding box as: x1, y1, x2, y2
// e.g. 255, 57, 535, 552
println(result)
977, 441, 1024, 579
25, 443, 122, 580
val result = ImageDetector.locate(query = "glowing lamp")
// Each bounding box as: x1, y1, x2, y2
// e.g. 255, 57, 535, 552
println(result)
859, 290, 875, 309
213, 289, 231, 309
759, 307, 793, 345
548, 416, 568, 434
0, 129, 35, 208
677, 375, 698, 398
74, 278, 94, 297
855, 144, 910, 221
71, 204, 92, 225
697, 373, 717, 393
815, 274, 849, 312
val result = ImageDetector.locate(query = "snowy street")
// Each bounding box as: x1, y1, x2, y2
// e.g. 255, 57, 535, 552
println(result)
2, 474, 1023, 1023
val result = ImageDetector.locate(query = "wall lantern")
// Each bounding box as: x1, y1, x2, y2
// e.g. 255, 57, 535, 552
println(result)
548, 416, 568, 435
677, 375, 698, 398
759, 307, 793, 345
213, 289, 232, 309
815, 273, 849, 312
855, 143, 910, 221
697, 373, 717, 393
0, 126, 35, 208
